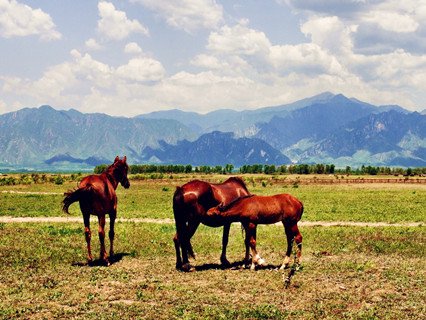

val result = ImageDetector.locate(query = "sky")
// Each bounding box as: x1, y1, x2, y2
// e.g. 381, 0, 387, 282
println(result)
0, 0, 425, 116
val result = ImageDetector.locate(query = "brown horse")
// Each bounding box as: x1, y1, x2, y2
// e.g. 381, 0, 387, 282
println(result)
62, 156, 130, 266
173, 177, 251, 271
207, 193, 303, 270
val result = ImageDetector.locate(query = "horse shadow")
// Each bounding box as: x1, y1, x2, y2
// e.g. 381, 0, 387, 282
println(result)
72, 252, 130, 267
195, 260, 283, 272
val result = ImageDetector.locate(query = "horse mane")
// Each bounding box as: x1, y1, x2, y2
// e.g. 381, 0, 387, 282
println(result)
218, 194, 255, 212
223, 176, 250, 194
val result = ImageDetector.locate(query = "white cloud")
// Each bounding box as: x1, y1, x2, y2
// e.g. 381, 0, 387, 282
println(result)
132, 0, 223, 32
85, 38, 103, 51
207, 21, 271, 56
269, 43, 346, 75
301, 16, 357, 55
124, 42, 143, 54
97, 1, 149, 40
363, 11, 419, 33
0, 0, 61, 40
191, 54, 223, 69
116, 57, 165, 82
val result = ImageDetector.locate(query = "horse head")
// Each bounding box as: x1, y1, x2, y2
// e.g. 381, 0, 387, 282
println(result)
113, 156, 130, 189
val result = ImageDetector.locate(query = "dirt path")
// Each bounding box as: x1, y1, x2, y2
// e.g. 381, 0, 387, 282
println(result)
0, 216, 422, 227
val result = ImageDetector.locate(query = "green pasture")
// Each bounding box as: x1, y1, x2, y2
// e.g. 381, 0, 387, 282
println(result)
1, 175, 425, 223
0, 222, 424, 319
1, 175, 425, 319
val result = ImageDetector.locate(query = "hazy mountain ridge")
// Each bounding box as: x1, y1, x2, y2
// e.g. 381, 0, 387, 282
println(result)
0, 106, 196, 166
141, 131, 290, 166
0, 93, 424, 169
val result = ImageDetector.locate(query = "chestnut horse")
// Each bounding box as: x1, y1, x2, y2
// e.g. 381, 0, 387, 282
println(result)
207, 193, 303, 270
173, 177, 250, 271
62, 156, 130, 265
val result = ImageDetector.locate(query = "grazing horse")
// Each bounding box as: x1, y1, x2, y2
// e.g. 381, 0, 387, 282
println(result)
62, 156, 130, 265
173, 177, 251, 271
207, 193, 303, 270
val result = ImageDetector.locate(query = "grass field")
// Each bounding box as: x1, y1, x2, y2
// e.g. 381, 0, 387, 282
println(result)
0, 174, 425, 319
1, 174, 425, 222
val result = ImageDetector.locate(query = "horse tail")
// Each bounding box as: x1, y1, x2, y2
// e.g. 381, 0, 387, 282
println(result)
62, 185, 93, 214
173, 186, 185, 217
298, 201, 304, 221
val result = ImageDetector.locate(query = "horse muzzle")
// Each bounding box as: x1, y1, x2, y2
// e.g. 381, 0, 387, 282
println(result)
122, 180, 130, 189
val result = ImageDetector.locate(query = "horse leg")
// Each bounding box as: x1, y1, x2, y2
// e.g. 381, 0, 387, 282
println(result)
292, 224, 303, 264
173, 232, 183, 270
280, 223, 294, 270
175, 219, 192, 272
98, 215, 109, 266
185, 219, 200, 260
109, 210, 116, 259
83, 213, 93, 263
220, 223, 231, 267
243, 224, 251, 268
246, 223, 265, 270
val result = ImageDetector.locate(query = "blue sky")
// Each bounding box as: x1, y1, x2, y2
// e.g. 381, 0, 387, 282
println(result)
1, 0, 425, 116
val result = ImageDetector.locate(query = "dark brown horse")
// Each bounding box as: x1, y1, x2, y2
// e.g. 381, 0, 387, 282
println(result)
173, 177, 251, 271
207, 193, 303, 270
62, 156, 130, 265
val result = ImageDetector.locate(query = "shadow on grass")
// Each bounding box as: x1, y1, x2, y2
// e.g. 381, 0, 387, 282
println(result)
194, 260, 284, 272
72, 252, 130, 267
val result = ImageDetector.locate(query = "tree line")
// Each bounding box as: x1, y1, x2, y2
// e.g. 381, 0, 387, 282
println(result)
94, 163, 426, 176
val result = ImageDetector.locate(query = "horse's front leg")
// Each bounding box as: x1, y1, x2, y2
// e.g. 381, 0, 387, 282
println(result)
83, 213, 93, 263
98, 215, 109, 266
109, 210, 116, 259
220, 223, 231, 267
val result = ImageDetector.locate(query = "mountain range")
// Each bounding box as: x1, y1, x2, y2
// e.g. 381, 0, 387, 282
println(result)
0, 93, 424, 170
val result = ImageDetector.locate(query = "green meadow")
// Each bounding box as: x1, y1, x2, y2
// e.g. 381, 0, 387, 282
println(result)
0, 174, 425, 319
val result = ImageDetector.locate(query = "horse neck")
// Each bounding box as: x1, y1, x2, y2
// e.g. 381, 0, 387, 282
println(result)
219, 201, 245, 220
103, 166, 119, 189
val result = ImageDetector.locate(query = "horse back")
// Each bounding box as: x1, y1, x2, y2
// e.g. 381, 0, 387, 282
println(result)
211, 177, 250, 205
79, 174, 116, 209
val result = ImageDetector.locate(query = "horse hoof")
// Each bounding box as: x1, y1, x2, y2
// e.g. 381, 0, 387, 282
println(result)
220, 258, 231, 268
257, 258, 266, 266
181, 263, 195, 272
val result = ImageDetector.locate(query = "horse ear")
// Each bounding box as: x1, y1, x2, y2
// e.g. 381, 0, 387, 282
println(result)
123, 156, 127, 162
114, 156, 119, 162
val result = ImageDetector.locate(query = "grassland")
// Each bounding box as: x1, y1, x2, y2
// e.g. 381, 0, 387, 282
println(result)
0, 174, 425, 319
1, 174, 425, 222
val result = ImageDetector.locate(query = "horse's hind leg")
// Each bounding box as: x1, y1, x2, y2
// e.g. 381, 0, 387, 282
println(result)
98, 215, 109, 265
281, 222, 302, 269
245, 223, 265, 270
280, 223, 294, 270
220, 223, 231, 267
173, 232, 183, 270
109, 210, 116, 258
185, 219, 200, 260
83, 213, 93, 263
292, 224, 303, 264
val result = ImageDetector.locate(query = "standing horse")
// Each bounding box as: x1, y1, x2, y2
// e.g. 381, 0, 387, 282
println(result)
62, 156, 130, 266
207, 193, 303, 270
173, 177, 251, 271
